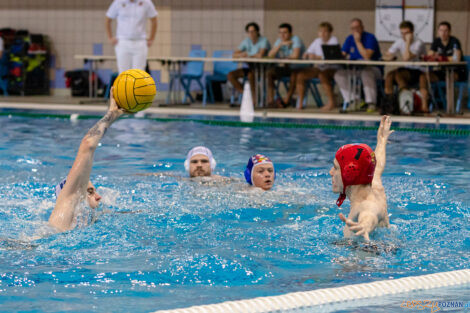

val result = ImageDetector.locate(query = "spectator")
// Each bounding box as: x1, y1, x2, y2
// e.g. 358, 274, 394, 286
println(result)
334, 18, 382, 112
267, 23, 306, 107
383, 21, 426, 113
419, 21, 466, 112
105, 0, 158, 73
228, 22, 270, 106
295, 22, 339, 110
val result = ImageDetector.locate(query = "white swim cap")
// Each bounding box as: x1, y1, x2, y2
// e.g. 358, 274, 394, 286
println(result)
184, 146, 217, 172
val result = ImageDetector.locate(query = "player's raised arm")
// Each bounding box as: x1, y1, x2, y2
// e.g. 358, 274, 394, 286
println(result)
372, 116, 394, 190
49, 88, 124, 232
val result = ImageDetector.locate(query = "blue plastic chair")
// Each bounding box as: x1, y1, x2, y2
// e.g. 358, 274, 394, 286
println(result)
431, 55, 470, 113
177, 49, 206, 104
274, 76, 291, 104
0, 51, 9, 96
276, 75, 326, 109
230, 75, 246, 105
306, 78, 324, 108
203, 50, 238, 106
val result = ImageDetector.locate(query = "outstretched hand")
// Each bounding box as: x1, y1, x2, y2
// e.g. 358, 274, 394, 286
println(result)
377, 115, 394, 143
108, 87, 126, 117
339, 213, 371, 241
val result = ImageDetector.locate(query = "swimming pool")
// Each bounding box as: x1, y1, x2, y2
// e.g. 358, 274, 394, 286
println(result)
0, 112, 469, 312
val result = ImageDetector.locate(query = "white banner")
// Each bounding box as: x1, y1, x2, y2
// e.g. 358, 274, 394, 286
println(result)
375, 0, 434, 43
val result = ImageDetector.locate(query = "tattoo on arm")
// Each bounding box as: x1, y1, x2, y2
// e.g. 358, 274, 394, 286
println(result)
86, 112, 116, 138
87, 124, 103, 137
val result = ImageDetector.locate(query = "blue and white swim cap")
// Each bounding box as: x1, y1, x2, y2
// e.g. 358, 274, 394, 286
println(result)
184, 146, 217, 172
55, 178, 67, 198
244, 154, 274, 185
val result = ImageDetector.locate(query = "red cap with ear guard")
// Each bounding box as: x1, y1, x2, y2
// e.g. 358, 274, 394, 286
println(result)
335, 143, 376, 207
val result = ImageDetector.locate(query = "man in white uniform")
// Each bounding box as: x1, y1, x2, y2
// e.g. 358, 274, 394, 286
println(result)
105, 0, 158, 73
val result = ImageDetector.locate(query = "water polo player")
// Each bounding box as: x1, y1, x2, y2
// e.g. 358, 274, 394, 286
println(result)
329, 116, 394, 240
49, 88, 125, 232
185, 146, 217, 178
244, 154, 275, 191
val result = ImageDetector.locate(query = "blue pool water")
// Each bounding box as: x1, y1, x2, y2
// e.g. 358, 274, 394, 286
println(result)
0, 113, 469, 312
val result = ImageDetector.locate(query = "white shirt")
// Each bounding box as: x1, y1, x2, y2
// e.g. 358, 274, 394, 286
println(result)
306, 36, 338, 58
106, 0, 158, 40
388, 37, 426, 70
306, 36, 339, 70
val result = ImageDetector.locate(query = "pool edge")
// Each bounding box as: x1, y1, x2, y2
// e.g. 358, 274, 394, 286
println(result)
2, 102, 470, 126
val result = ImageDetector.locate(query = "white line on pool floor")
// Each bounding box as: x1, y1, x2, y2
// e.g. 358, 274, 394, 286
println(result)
1, 102, 470, 125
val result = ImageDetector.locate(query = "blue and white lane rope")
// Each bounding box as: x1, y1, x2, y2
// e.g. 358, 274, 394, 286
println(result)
153, 269, 470, 313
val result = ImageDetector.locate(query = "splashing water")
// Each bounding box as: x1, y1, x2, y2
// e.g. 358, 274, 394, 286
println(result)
0, 115, 469, 312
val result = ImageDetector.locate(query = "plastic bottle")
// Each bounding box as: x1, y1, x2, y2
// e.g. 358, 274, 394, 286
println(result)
452, 44, 458, 61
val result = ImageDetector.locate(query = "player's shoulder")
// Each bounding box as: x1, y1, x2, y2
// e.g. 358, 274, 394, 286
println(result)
372, 180, 385, 193
353, 196, 384, 215
357, 198, 377, 210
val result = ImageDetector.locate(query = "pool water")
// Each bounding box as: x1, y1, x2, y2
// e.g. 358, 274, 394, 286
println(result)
0, 114, 469, 312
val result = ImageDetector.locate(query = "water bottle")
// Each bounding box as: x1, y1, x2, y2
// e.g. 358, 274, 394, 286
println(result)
452, 44, 458, 61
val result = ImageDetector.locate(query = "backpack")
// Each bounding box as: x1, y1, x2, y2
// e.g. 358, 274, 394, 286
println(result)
65, 70, 104, 97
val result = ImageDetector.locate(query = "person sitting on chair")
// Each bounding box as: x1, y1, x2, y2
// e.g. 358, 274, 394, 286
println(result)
227, 22, 270, 106
266, 23, 306, 108
295, 22, 339, 111
419, 21, 467, 112
334, 18, 382, 112
382, 21, 426, 114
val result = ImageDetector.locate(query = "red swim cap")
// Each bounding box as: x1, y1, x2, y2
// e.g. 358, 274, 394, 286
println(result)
335, 144, 376, 207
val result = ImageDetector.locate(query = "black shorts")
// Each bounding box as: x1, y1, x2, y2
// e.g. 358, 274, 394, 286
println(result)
269, 64, 308, 76
433, 69, 467, 82
271, 66, 293, 78
396, 67, 423, 85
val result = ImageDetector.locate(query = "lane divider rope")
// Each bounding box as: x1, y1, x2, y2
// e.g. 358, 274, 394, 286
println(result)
152, 269, 470, 313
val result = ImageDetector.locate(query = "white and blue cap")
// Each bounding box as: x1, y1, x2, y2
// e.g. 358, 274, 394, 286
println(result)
55, 178, 67, 198
244, 154, 275, 185
184, 146, 217, 172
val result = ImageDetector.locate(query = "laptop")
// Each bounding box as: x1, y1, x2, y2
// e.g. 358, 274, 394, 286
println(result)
322, 44, 344, 60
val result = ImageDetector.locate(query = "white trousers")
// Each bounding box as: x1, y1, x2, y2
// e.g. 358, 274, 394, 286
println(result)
115, 39, 148, 73
334, 67, 382, 104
